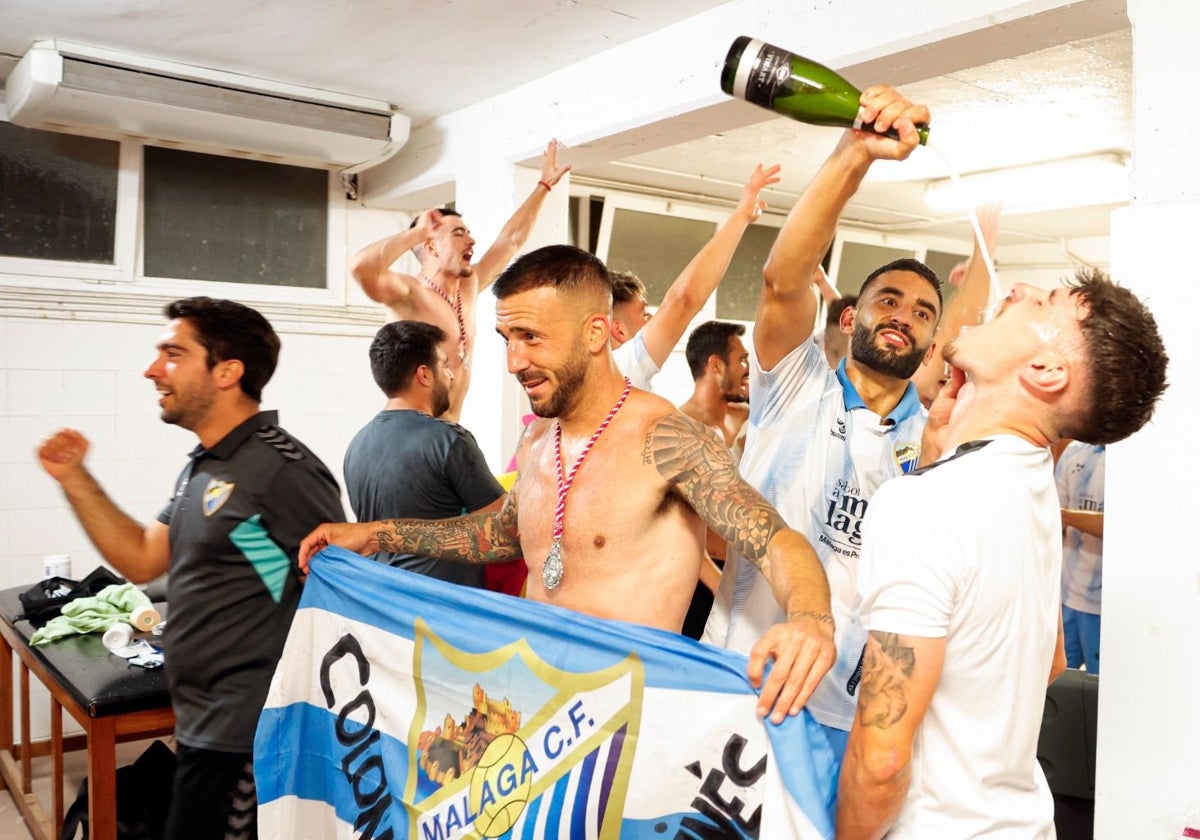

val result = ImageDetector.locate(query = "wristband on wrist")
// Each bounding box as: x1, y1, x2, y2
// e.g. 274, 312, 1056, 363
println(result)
538, 180, 553, 192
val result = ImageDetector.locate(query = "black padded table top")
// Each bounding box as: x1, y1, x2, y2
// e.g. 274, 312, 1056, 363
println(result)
0, 585, 170, 718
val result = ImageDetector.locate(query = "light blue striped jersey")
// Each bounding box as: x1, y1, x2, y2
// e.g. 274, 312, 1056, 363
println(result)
703, 338, 926, 731
1056, 441, 1105, 614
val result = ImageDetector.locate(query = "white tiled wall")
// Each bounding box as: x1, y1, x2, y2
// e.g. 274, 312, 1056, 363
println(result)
0, 311, 384, 741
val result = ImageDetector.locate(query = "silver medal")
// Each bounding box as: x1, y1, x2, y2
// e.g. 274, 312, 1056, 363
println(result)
542, 539, 564, 589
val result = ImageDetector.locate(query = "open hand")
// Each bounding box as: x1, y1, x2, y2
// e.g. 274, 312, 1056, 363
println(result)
747, 611, 836, 723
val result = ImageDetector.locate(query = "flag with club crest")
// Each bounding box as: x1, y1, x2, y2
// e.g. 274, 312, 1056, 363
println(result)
255, 546, 840, 839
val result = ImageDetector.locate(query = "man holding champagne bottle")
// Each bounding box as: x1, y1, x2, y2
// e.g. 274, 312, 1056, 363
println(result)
703, 85, 940, 752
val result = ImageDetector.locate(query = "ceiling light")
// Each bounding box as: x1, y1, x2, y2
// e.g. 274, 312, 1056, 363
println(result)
924, 152, 1130, 214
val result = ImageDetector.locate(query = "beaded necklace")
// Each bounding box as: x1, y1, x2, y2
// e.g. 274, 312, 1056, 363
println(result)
419, 273, 467, 357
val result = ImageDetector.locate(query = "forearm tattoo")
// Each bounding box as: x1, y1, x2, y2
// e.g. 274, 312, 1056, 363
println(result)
643, 413, 786, 566
858, 632, 915, 730
788, 609, 836, 625
377, 492, 520, 564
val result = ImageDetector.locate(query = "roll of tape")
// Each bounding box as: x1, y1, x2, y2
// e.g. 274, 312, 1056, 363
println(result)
102, 622, 134, 651
129, 605, 161, 632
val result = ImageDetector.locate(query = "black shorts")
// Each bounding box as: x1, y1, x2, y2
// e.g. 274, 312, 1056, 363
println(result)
164, 744, 257, 840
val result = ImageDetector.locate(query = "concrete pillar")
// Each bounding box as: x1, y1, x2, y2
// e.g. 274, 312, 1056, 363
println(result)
1095, 0, 1200, 834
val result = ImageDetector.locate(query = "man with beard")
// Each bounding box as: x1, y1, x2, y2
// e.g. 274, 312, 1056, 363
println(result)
608, 164, 780, 391
703, 85, 939, 755
350, 139, 571, 422
679, 320, 751, 455
301, 244, 837, 724
343, 321, 505, 586
677, 319, 752, 638
38, 297, 344, 839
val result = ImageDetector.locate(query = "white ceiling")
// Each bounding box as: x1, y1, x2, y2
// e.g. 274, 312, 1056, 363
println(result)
0, 1, 1132, 250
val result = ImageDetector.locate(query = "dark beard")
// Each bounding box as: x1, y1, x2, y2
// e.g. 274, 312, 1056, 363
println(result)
526, 350, 588, 418
851, 323, 926, 380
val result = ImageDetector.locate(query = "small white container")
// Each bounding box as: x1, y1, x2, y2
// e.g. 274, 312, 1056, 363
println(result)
44, 554, 72, 579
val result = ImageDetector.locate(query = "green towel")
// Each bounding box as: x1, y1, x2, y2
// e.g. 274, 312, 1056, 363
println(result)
29, 583, 152, 646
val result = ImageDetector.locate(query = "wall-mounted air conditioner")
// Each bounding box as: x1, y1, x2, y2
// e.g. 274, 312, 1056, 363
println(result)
4, 40, 410, 173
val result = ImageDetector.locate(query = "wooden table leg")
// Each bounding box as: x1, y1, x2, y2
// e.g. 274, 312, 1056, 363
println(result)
51, 697, 64, 834
19, 663, 31, 794
87, 716, 117, 840
0, 635, 12, 760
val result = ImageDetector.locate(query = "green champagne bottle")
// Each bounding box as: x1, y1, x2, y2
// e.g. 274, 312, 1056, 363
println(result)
721, 36, 929, 145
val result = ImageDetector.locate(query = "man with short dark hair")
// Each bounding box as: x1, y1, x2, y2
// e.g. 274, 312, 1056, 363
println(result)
836, 268, 1168, 838
704, 86, 942, 752
37, 296, 344, 839
679, 320, 750, 452
350, 139, 571, 422
302, 244, 837, 724
344, 320, 504, 586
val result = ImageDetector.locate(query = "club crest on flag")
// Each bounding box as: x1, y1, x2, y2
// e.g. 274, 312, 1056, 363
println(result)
202, 478, 235, 516
254, 547, 840, 840
408, 618, 641, 840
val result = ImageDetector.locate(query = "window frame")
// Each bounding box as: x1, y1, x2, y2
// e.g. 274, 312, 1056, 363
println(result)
0, 130, 349, 305
586, 187, 784, 327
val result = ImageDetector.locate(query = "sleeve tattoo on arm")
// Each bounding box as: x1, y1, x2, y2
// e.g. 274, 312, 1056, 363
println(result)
643, 412, 786, 566
376, 486, 521, 563
858, 631, 916, 729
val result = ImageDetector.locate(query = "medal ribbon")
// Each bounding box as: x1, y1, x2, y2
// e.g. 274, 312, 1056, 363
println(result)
551, 378, 633, 554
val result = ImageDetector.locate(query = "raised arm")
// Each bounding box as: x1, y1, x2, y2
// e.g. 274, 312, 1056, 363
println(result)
644, 412, 835, 722
836, 631, 946, 839
757, 87, 929, 369
914, 202, 1000, 405
813, 264, 840, 305
637, 164, 781, 367
37, 429, 170, 583
300, 487, 521, 571
349, 208, 445, 306
473, 139, 572, 289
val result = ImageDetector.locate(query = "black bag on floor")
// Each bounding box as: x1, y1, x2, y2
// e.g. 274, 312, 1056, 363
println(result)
59, 739, 176, 840
19, 566, 124, 624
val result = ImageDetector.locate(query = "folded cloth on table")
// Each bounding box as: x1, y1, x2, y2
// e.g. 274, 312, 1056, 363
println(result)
29, 583, 153, 646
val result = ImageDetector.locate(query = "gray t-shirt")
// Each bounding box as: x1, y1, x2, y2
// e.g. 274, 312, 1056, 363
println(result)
343, 410, 504, 587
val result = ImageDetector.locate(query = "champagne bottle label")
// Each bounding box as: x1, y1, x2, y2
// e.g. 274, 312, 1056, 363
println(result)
731, 38, 789, 107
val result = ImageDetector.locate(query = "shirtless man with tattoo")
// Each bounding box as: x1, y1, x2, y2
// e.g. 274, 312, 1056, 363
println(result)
835, 269, 1168, 838
349, 139, 571, 422
301, 244, 836, 723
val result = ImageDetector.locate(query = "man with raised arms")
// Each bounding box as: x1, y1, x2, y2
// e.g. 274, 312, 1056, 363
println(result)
350, 139, 571, 421
608, 163, 780, 390
303, 244, 836, 723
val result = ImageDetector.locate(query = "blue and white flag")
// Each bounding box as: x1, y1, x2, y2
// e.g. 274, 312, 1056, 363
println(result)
255, 547, 839, 839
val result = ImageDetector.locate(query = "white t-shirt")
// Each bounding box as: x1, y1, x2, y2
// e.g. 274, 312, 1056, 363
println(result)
857, 435, 1059, 838
1056, 441, 1105, 614
703, 338, 926, 731
612, 330, 660, 391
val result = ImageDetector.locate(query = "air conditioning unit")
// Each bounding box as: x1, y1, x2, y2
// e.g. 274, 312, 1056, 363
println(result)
4, 40, 410, 173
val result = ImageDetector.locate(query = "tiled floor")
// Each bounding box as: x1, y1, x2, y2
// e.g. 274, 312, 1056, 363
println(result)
0, 738, 162, 839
